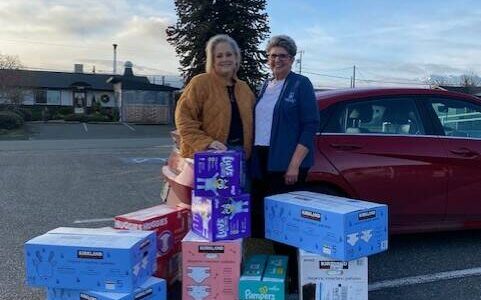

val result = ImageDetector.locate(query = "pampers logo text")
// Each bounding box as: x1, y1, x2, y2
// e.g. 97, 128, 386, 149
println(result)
220, 156, 234, 177
244, 289, 276, 300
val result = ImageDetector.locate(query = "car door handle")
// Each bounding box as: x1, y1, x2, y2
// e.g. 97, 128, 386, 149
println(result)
330, 143, 363, 150
450, 148, 479, 157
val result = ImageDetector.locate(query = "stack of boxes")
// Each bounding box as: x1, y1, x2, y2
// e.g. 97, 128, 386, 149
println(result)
114, 204, 191, 285
24, 227, 166, 300
24, 148, 389, 300
183, 150, 251, 300
264, 191, 389, 300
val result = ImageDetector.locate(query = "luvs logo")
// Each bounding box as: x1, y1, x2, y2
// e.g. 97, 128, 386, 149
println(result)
220, 156, 234, 177
216, 217, 228, 239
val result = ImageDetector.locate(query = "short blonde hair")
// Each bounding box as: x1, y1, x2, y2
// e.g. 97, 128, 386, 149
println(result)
205, 34, 241, 74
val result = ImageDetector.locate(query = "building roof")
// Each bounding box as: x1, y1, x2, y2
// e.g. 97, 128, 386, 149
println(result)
0, 69, 153, 91
107, 75, 179, 92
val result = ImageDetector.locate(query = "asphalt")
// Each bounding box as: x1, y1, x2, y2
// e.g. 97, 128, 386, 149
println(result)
4, 123, 481, 300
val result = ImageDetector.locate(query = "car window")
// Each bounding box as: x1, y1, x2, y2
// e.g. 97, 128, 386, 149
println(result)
324, 97, 425, 135
429, 97, 481, 138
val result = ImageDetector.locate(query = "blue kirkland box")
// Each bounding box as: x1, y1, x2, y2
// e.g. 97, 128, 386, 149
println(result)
47, 276, 166, 300
264, 191, 388, 261
25, 227, 157, 292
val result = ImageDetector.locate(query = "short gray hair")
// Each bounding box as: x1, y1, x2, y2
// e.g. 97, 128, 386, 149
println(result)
266, 35, 297, 57
205, 34, 241, 74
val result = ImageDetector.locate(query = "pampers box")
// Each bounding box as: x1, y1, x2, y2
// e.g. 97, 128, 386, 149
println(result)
25, 227, 156, 292
191, 192, 250, 241
182, 231, 243, 300
194, 150, 244, 197
114, 204, 191, 284
47, 276, 166, 300
298, 249, 368, 300
265, 191, 388, 261
239, 255, 288, 300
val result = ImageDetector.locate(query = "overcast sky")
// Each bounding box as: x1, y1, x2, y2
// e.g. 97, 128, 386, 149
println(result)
1, 0, 481, 88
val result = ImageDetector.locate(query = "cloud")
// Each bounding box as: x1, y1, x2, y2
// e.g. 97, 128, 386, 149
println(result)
0, 0, 179, 75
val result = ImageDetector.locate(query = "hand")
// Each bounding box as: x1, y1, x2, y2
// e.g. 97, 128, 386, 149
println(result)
284, 164, 299, 185
208, 140, 227, 150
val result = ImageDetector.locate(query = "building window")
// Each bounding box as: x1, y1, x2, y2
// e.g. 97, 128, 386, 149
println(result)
47, 90, 61, 105
34, 90, 47, 104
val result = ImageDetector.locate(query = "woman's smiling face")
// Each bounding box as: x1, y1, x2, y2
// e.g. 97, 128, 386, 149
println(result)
213, 42, 237, 78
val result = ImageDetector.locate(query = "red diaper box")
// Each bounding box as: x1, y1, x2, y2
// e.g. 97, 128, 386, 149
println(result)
114, 204, 191, 284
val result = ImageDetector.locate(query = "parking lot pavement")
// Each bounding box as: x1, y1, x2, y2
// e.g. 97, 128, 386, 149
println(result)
26, 122, 175, 140
5, 123, 481, 299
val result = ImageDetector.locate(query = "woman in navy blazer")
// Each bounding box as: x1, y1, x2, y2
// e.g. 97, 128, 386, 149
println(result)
251, 34, 320, 293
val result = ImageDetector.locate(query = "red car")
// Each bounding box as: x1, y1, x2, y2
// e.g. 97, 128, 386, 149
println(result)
161, 88, 481, 234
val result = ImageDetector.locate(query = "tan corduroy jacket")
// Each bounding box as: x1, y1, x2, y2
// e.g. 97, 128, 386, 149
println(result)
175, 72, 255, 159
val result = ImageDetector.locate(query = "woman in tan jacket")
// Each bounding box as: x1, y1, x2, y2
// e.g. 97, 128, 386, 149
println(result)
175, 34, 255, 159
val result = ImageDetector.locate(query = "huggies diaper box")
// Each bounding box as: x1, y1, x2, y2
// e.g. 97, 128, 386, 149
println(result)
194, 150, 244, 197
265, 191, 388, 261
182, 231, 243, 300
191, 192, 250, 241
47, 276, 166, 300
25, 227, 156, 292
239, 255, 288, 300
114, 204, 191, 284
298, 249, 368, 300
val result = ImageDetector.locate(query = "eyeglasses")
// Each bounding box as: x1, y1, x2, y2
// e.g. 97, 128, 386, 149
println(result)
268, 53, 291, 60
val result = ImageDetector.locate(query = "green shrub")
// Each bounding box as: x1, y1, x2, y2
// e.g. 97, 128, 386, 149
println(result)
0, 111, 24, 129
57, 107, 74, 115
84, 113, 110, 122
16, 108, 33, 121
63, 114, 84, 122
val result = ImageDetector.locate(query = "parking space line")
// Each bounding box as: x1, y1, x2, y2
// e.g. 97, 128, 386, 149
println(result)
123, 122, 136, 131
82, 123, 88, 132
369, 267, 481, 291
73, 218, 112, 224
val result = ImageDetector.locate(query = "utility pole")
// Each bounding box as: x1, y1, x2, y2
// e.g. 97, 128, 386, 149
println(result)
297, 50, 304, 74
113, 43, 118, 74
352, 65, 356, 88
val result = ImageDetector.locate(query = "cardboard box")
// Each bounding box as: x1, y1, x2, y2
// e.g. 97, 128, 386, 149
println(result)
182, 231, 243, 300
25, 227, 156, 292
239, 255, 287, 300
46, 276, 167, 300
265, 191, 388, 261
114, 204, 190, 284
194, 150, 244, 197
298, 249, 368, 300
191, 192, 250, 241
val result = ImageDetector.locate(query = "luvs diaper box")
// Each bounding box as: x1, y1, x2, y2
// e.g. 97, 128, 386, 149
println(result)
239, 255, 288, 300
298, 249, 368, 300
194, 150, 244, 197
191, 192, 250, 241
114, 204, 191, 284
264, 191, 388, 261
25, 227, 156, 292
47, 276, 166, 300
182, 231, 243, 300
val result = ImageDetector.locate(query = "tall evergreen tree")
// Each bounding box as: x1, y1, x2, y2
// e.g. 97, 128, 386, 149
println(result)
166, 0, 270, 88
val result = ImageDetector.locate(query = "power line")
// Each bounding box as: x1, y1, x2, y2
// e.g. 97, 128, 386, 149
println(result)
303, 71, 351, 80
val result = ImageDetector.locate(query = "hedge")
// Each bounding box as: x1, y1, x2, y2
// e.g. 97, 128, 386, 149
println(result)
0, 111, 24, 129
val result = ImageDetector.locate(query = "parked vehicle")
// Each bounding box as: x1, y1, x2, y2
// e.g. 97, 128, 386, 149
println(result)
162, 87, 481, 234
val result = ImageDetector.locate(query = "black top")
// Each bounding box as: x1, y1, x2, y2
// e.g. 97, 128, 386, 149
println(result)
227, 85, 244, 146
